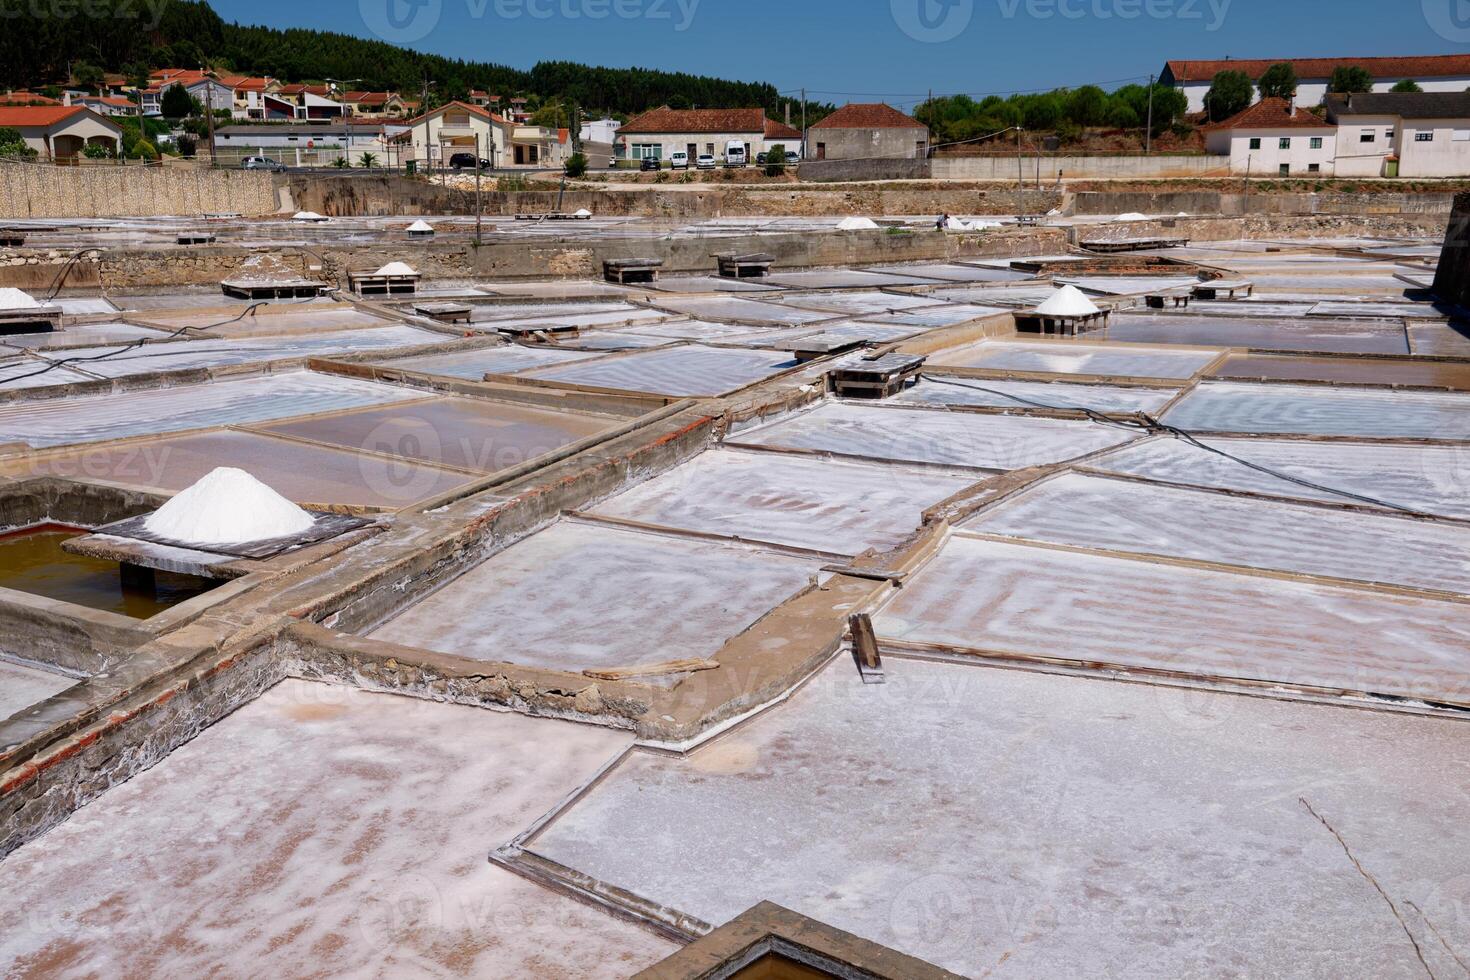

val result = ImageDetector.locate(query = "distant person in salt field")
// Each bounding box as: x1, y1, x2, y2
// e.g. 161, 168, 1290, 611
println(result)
936, 213, 949, 231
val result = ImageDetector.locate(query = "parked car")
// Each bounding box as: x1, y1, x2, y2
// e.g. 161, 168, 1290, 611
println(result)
785, 151, 801, 164
669, 151, 689, 169
756, 152, 768, 165
640, 156, 661, 171
241, 156, 286, 172
724, 140, 748, 167
448, 153, 492, 170
696, 154, 717, 170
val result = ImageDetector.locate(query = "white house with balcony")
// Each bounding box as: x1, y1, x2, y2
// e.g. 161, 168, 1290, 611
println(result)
387, 101, 569, 169
1202, 99, 1337, 176
1325, 92, 1470, 178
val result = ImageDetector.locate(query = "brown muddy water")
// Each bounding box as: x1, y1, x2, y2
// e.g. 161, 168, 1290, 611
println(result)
0, 524, 218, 618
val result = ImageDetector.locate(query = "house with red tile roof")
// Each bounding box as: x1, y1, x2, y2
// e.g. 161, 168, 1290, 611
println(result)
387, 100, 569, 168
1162, 55, 1470, 114
807, 103, 929, 161
0, 92, 62, 107
1201, 98, 1340, 176
0, 105, 124, 159
615, 107, 800, 165
339, 92, 408, 119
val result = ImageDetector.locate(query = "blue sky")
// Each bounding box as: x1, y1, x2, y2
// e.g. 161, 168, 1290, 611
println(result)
217, 0, 1470, 105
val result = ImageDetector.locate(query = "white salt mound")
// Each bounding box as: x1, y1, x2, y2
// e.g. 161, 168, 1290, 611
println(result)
574, 208, 593, 217
406, 219, 435, 233
374, 261, 418, 276
1116, 212, 1149, 222
836, 217, 879, 231
1046, 208, 1062, 217
1035, 284, 1101, 317
144, 467, 315, 545
0, 288, 40, 310
292, 211, 326, 221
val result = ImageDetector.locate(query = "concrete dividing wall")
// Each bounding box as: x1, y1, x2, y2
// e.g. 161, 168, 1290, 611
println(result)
934, 155, 1229, 180
799, 158, 932, 183
1430, 192, 1467, 308
1070, 189, 1457, 217
0, 163, 277, 218
288, 174, 1060, 219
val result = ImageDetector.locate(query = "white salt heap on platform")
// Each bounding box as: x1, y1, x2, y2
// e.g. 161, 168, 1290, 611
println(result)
144, 467, 315, 545
374, 261, 417, 276
836, 217, 879, 231
406, 219, 435, 233
1116, 212, 1149, 222
574, 208, 593, 217
0, 288, 41, 310
292, 211, 326, 222
1035, 285, 1101, 317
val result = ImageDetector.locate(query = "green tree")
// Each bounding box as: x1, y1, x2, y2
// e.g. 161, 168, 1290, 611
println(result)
0, 127, 36, 158
73, 62, 105, 94
1203, 70, 1253, 121
1328, 65, 1374, 94
81, 142, 112, 159
175, 133, 197, 157
764, 143, 785, 177
1256, 62, 1298, 100
357, 151, 378, 167
1064, 86, 1107, 126
563, 151, 587, 177
160, 83, 195, 119
1391, 78, 1423, 93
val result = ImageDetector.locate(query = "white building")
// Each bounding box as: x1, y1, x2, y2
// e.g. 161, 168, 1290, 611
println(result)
0, 105, 124, 159
614, 107, 802, 164
579, 117, 620, 145
1326, 92, 1470, 178
1163, 56, 1470, 114
1201, 99, 1337, 176
386, 101, 569, 169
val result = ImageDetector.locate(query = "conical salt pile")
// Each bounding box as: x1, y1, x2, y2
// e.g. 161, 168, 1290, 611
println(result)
574, 208, 593, 217
1116, 212, 1148, 222
292, 210, 326, 221
836, 217, 879, 231
406, 219, 435, 234
375, 261, 417, 276
1035, 285, 1100, 317
0, 288, 40, 310
144, 467, 315, 545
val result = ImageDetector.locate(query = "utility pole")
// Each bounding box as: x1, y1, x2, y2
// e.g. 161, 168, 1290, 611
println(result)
474, 131, 483, 245
1145, 73, 1155, 155
1016, 126, 1023, 192
800, 88, 806, 159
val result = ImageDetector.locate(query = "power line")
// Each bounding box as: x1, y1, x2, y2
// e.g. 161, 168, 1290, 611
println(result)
917, 375, 1431, 518
1, 301, 276, 387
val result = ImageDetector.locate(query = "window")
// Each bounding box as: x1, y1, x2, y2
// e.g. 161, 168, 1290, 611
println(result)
1279, 164, 1290, 176
1416, 131, 1435, 142
1456, 129, 1470, 142
1310, 137, 1323, 149
1248, 137, 1261, 150
1308, 163, 1321, 173
1361, 130, 1376, 143
631, 143, 662, 159
1279, 137, 1291, 150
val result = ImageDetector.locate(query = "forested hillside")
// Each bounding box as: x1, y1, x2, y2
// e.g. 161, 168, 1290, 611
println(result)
0, 0, 790, 116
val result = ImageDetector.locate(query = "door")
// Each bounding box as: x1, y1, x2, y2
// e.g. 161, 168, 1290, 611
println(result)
816, 142, 826, 160
686, 142, 696, 159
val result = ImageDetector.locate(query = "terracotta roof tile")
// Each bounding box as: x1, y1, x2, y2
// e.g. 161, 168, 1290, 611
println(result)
0, 105, 90, 127
620, 107, 775, 135
1199, 98, 1335, 131
810, 103, 926, 130
1166, 55, 1470, 83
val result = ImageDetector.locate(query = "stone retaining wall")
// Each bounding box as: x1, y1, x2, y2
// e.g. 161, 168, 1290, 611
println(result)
0, 163, 277, 218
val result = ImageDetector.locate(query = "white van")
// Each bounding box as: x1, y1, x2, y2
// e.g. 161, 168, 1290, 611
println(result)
724, 140, 747, 167
669, 150, 689, 170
